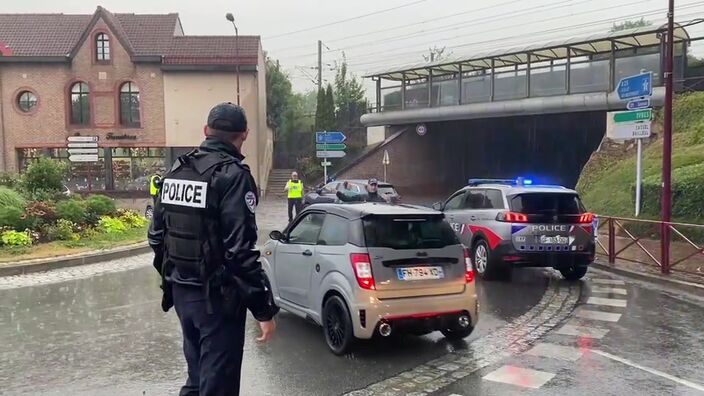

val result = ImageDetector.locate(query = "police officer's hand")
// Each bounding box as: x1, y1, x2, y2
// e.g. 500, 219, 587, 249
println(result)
256, 319, 276, 343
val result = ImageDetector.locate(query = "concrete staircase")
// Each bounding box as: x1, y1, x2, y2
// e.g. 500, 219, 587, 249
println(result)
267, 169, 294, 199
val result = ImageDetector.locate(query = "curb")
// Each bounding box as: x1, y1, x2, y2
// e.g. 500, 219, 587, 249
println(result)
0, 242, 151, 277
592, 260, 704, 295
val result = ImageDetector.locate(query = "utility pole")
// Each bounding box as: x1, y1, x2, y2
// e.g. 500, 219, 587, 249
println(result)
317, 40, 323, 92
661, 0, 675, 274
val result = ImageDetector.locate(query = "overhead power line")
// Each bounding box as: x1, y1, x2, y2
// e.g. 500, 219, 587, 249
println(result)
264, 0, 431, 40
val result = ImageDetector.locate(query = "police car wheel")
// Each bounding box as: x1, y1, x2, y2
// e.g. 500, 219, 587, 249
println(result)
473, 239, 504, 281
559, 266, 588, 281
323, 295, 354, 355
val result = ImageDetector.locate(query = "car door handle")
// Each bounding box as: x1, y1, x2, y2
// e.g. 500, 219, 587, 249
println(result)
302, 250, 313, 256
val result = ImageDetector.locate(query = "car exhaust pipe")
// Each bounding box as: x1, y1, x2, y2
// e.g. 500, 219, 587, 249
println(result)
379, 322, 392, 337
458, 315, 471, 328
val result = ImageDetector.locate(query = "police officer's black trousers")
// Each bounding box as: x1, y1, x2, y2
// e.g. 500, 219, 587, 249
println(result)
287, 198, 302, 222
173, 283, 247, 396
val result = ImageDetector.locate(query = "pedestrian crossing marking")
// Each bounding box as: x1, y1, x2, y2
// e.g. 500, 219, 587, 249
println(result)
575, 309, 622, 322
590, 286, 627, 295
587, 297, 627, 307
525, 343, 584, 361
556, 323, 609, 339
591, 278, 625, 285
483, 365, 556, 389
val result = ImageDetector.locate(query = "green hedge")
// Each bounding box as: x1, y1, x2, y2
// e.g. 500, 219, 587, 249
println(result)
0, 186, 26, 209
637, 162, 704, 221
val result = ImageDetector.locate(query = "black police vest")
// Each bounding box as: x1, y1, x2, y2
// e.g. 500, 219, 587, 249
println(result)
160, 151, 235, 284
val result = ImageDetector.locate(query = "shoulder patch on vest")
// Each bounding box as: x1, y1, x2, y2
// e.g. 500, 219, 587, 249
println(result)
161, 179, 208, 209
245, 191, 257, 213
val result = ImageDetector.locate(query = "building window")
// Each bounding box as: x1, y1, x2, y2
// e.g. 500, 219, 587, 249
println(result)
96, 33, 110, 61
70, 82, 90, 125
17, 91, 38, 113
119, 82, 141, 127
111, 148, 165, 191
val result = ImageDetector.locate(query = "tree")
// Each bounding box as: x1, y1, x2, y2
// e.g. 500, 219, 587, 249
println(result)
315, 85, 336, 132
332, 59, 368, 156
423, 46, 452, 63
611, 18, 651, 32
265, 58, 292, 135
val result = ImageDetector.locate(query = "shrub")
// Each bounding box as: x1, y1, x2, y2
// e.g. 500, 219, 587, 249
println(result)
86, 195, 116, 219
0, 206, 24, 229
24, 201, 57, 224
44, 219, 79, 241
98, 216, 127, 234
20, 157, 67, 198
0, 172, 20, 188
0, 186, 26, 209
56, 199, 87, 224
1, 230, 32, 246
118, 209, 148, 228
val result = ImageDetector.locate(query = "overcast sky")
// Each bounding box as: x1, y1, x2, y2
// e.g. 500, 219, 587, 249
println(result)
4, 0, 704, 95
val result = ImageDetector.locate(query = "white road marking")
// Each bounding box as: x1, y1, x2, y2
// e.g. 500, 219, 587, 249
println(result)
587, 297, 627, 307
590, 286, 628, 295
591, 349, 704, 392
525, 343, 584, 362
591, 278, 625, 285
556, 323, 609, 339
483, 365, 556, 389
575, 308, 622, 322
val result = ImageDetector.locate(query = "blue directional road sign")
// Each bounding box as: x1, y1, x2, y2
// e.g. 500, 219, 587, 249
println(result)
316, 131, 346, 144
626, 98, 651, 111
617, 72, 652, 100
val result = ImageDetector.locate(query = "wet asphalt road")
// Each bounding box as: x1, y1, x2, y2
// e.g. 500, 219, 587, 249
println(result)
0, 257, 549, 395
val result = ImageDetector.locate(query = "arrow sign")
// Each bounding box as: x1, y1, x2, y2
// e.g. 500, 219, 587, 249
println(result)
627, 98, 650, 111
67, 142, 99, 149
69, 154, 99, 162
613, 109, 652, 123
68, 148, 99, 155
317, 151, 346, 158
316, 131, 346, 144
617, 72, 652, 100
67, 136, 98, 143
383, 150, 390, 165
316, 143, 346, 151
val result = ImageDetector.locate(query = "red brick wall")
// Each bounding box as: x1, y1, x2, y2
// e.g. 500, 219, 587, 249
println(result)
0, 18, 165, 171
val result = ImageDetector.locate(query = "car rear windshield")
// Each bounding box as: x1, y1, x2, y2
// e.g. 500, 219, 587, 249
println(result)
362, 215, 459, 249
509, 193, 585, 214
377, 185, 397, 196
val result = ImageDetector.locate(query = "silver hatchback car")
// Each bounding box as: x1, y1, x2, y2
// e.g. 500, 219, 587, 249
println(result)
262, 203, 479, 355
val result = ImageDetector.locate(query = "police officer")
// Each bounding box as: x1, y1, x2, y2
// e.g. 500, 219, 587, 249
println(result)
284, 171, 303, 222
148, 102, 278, 396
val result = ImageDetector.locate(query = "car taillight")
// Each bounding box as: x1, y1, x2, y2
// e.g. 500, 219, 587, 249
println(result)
463, 248, 475, 283
497, 211, 528, 223
578, 213, 594, 223
350, 253, 375, 290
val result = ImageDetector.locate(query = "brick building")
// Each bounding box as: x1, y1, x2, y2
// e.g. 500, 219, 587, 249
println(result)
0, 7, 273, 195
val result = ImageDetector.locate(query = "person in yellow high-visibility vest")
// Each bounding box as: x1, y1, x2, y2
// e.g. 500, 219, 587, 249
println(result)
284, 171, 304, 222
149, 173, 162, 205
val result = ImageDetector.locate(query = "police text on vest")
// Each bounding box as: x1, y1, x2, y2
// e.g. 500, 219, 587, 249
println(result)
161, 179, 208, 208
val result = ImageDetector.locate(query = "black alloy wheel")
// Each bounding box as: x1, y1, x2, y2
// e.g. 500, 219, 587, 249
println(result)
322, 295, 354, 355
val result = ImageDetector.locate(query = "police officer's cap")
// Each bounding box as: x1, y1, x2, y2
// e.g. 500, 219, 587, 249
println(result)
207, 102, 248, 133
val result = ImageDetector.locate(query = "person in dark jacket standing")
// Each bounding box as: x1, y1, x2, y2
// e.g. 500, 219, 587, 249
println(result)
148, 102, 278, 396
365, 178, 388, 203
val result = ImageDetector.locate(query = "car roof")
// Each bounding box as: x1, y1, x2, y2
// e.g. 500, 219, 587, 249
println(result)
333, 179, 394, 186
460, 184, 578, 195
306, 202, 438, 219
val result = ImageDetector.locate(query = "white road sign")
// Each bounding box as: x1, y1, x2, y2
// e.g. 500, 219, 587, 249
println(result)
608, 121, 652, 140
383, 150, 390, 165
67, 136, 98, 143
67, 142, 99, 149
67, 148, 99, 155
316, 150, 346, 158
320, 160, 332, 167
69, 154, 99, 162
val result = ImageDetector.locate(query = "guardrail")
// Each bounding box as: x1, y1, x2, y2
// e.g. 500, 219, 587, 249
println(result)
595, 216, 704, 276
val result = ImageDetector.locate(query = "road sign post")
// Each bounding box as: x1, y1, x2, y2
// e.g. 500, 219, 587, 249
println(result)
316, 131, 347, 182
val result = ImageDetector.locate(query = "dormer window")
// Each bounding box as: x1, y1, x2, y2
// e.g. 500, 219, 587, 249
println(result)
96, 33, 110, 61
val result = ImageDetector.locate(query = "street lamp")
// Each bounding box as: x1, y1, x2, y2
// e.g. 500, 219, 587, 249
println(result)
225, 12, 240, 106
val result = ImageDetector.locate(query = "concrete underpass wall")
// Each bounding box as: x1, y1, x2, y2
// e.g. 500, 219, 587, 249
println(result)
338, 111, 606, 197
